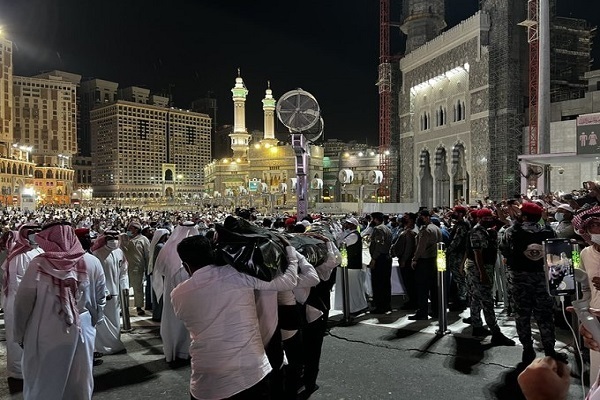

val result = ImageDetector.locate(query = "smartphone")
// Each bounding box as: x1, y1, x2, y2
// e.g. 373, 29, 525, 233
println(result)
543, 238, 577, 296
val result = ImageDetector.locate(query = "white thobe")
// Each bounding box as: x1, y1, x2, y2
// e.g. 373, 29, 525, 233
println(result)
2, 247, 43, 379
14, 253, 106, 400
581, 246, 600, 389
161, 262, 191, 362
93, 246, 129, 354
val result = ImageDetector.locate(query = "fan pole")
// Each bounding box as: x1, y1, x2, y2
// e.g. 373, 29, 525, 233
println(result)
291, 133, 309, 220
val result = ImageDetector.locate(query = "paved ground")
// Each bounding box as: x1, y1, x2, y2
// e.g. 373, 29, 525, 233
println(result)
0, 294, 588, 400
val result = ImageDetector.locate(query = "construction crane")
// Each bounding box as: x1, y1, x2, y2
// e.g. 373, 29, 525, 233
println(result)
519, 0, 540, 155
377, 0, 392, 202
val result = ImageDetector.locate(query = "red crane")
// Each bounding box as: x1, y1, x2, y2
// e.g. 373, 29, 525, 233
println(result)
378, 0, 392, 201
520, 0, 539, 155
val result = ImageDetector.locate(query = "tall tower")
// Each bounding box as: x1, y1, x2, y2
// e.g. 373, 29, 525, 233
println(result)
400, 0, 446, 53
0, 34, 13, 156
261, 81, 278, 146
229, 69, 251, 159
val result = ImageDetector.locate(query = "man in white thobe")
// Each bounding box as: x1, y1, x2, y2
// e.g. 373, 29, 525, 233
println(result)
2, 223, 43, 380
93, 229, 129, 355
14, 223, 106, 400
153, 221, 198, 363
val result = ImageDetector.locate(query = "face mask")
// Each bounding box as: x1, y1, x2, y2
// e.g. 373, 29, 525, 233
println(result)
28, 233, 37, 245
106, 240, 119, 249
554, 212, 564, 223
126, 231, 133, 237
591, 234, 600, 245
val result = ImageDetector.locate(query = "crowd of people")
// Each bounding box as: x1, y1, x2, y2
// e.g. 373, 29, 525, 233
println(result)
3, 182, 600, 399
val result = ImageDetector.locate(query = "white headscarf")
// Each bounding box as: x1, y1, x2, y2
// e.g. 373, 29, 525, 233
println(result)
148, 228, 170, 275
152, 222, 199, 301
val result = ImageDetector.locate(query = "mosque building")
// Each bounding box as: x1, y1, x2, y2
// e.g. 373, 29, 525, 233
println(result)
203, 72, 325, 214
395, 0, 595, 206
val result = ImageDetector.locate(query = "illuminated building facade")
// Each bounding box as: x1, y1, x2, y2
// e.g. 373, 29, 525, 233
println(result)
90, 100, 211, 201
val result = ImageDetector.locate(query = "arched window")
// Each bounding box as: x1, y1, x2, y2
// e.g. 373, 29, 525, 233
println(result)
461, 101, 466, 120
453, 105, 457, 122
457, 100, 462, 121
165, 169, 173, 181
46, 170, 53, 179
34, 170, 43, 179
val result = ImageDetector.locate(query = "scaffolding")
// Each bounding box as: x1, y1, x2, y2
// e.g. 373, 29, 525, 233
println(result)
485, 0, 526, 199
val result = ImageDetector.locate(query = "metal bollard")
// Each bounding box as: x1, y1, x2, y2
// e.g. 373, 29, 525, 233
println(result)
436, 242, 450, 336
121, 288, 132, 332
340, 242, 351, 324
571, 243, 583, 375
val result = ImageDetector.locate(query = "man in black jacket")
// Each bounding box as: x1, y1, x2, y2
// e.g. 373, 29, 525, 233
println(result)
368, 212, 393, 314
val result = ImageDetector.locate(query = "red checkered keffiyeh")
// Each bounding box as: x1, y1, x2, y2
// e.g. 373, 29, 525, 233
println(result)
35, 224, 88, 328
572, 206, 600, 245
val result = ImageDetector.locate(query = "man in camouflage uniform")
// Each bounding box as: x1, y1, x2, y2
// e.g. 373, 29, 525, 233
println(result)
499, 202, 565, 364
464, 208, 514, 345
446, 206, 470, 311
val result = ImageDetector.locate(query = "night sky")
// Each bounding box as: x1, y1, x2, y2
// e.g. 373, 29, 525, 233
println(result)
0, 0, 599, 144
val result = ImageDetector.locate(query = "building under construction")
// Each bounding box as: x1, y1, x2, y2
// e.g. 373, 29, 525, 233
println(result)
387, 0, 594, 206
550, 16, 596, 102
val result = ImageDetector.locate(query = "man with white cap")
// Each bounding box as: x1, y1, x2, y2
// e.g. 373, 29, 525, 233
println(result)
335, 217, 368, 313
120, 220, 150, 316
552, 204, 578, 240
92, 229, 129, 355
153, 221, 198, 364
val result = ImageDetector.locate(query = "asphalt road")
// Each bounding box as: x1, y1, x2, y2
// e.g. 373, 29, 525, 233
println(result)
0, 297, 588, 400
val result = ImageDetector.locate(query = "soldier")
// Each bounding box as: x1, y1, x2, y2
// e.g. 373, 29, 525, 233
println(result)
464, 208, 514, 345
446, 206, 470, 311
499, 202, 566, 364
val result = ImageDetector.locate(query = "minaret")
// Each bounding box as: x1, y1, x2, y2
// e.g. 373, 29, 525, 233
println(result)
400, 0, 446, 54
261, 81, 278, 147
229, 68, 251, 159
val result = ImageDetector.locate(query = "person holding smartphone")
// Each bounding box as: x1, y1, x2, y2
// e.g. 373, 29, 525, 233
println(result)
573, 207, 600, 383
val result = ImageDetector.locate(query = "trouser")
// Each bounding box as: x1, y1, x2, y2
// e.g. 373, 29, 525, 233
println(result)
191, 377, 271, 400
398, 264, 417, 305
508, 270, 556, 351
265, 329, 284, 399
415, 257, 437, 316
145, 274, 152, 309
447, 255, 467, 303
465, 261, 499, 332
152, 294, 163, 322
282, 332, 303, 399
371, 255, 392, 310
129, 269, 144, 308
302, 316, 326, 391
494, 254, 511, 309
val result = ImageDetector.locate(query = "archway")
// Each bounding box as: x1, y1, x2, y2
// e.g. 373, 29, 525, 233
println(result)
419, 150, 434, 209
452, 144, 470, 204
435, 147, 451, 207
